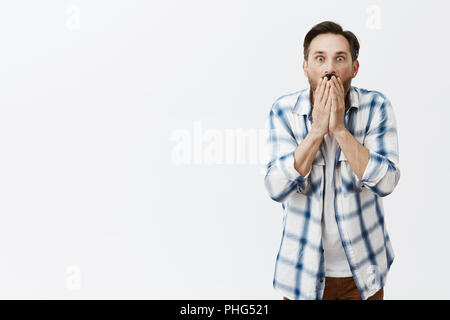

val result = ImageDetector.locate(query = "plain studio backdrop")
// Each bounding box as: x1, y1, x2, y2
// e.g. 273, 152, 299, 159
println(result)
0, 0, 448, 299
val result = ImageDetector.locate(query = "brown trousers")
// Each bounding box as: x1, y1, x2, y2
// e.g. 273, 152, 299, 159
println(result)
283, 276, 384, 300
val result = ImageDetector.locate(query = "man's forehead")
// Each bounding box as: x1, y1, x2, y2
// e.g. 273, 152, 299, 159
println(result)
309, 34, 350, 53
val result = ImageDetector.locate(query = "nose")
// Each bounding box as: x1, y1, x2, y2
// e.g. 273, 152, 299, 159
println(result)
323, 61, 337, 78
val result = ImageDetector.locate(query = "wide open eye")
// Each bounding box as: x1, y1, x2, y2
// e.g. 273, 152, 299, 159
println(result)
337, 56, 344, 62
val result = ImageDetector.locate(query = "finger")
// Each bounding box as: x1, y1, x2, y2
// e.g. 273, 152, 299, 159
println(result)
337, 77, 345, 96
330, 77, 342, 101
327, 87, 336, 113
318, 77, 327, 101
314, 77, 323, 100
321, 81, 331, 106
325, 86, 333, 111
331, 86, 338, 110
313, 77, 322, 102
334, 78, 345, 105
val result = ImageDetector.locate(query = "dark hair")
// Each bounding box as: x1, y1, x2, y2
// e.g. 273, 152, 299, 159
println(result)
303, 21, 360, 62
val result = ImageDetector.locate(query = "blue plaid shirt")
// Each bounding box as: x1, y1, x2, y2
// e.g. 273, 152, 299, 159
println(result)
264, 86, 400, 300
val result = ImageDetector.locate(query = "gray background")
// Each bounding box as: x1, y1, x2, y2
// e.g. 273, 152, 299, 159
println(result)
0, 0, 447, 299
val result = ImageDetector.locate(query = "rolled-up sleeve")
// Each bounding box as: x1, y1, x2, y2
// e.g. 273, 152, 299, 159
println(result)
360, 97, 400, 197
263, 101, 310, 203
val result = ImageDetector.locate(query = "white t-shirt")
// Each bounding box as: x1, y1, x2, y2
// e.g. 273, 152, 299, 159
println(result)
321, 132, 353, 277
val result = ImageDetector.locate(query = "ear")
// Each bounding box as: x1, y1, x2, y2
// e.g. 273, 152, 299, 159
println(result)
302, 59, 308, 77
351, 59, 359, 78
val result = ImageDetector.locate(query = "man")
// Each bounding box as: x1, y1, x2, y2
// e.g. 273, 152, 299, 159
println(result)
263, 21, 400, 300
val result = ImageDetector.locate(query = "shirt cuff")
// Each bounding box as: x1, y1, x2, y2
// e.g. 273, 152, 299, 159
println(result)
277, 151, 311, 190
360, 149, 389, 187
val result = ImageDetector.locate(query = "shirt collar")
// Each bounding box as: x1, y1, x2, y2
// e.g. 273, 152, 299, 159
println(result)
293, 85, 359, 118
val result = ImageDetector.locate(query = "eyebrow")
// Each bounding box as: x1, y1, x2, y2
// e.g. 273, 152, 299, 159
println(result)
312, 51, 348, 56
